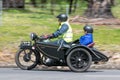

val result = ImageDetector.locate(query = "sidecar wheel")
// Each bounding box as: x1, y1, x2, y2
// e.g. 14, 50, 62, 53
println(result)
67, 48, 92, 72
15, 49, 38, 70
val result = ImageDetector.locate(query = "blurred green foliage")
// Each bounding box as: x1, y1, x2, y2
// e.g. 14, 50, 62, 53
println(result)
0, 1, 120, 51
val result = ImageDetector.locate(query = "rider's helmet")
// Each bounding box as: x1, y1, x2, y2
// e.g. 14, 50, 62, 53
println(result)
83, 25, 93, 33
56, 14, 68, 22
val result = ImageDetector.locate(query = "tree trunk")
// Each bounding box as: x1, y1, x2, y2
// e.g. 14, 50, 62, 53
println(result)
84, 0, 114, 18
69, 0, 74, 14
51, 0, 56, 15
41, 0, 47, 8
73, 0, 78, 12
3, 0, 25, 8
31, 0, 37, 7
69, 0, 78, 14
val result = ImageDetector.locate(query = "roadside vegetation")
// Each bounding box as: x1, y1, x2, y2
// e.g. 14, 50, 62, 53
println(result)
0, 3, 120, 52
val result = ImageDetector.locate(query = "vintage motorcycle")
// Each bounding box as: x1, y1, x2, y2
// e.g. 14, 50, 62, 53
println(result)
15, 33, 108, 72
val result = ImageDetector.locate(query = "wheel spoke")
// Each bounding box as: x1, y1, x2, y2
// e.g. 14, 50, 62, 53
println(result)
23, 50, 27, 54
30, 60, 35, 63
72, 63, 77, 67
80, 53, 88, 60
79, 61, 85, 67
70, 56, 76, 60
76, 51, 81, 57
82, 61, 88, 67
71, 60, 76, 64
72, 62, 83, 68
76, 53, 89, 68
80, 53, 84, 58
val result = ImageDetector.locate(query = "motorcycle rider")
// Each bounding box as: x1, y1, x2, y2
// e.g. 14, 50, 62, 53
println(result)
43, 13, 73, 65
43, 13, 73, 45
79, 25, 94, 46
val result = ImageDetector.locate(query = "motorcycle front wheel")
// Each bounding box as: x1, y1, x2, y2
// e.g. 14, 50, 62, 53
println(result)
15, 49, 38, 70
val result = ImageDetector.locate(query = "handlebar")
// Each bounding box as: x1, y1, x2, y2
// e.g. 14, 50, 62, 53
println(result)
30, 33, 50, 42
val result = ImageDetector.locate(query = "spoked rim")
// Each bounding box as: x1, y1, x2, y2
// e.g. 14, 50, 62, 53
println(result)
15, 49, 37, 70
67, 48, 92, 72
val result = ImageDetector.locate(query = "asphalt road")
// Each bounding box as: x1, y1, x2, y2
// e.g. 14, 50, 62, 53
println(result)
0, 68, 120, 80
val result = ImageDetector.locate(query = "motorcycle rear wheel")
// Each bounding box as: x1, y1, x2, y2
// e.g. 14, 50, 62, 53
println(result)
15, 49, 38, 70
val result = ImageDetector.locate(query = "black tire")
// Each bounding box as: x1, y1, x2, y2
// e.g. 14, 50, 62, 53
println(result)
15, 49, 38, 70
67, 48, 92, 72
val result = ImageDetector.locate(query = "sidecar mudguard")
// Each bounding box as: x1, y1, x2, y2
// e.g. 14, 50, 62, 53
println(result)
92, 48, 109, 62
65, 45, 101, 61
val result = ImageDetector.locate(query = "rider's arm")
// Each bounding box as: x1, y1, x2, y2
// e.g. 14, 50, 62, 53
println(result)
52, 24, 68, 38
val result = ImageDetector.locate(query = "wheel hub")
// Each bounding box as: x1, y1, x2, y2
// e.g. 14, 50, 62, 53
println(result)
78, 58, 81, 61
23, 54, 31, 62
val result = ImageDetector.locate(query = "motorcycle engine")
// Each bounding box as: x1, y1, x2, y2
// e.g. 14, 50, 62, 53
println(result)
42, 56, 58, 66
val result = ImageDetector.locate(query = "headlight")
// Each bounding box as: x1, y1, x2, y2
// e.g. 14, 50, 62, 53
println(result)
30, 33, 37, 40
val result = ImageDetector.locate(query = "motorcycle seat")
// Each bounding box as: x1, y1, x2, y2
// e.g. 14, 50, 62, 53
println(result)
87, 42, 95, 48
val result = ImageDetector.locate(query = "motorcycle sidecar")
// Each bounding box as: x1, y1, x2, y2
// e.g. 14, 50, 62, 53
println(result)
35, 39, 108, 72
